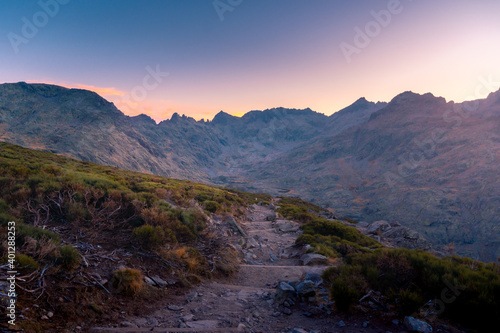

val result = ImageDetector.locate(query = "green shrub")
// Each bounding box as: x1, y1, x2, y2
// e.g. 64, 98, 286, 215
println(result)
331, 276, 364, 312
203, 200, 220, 213
398, 289, 424, 315
295, 234, 316, 246
278, 196, 324, 213
0, 198, 10, 213
17, 224, 60, 244
0, 212, 17, 226
180, 208, 206, 236
133, 225, 167, 249
128, 216, 145, 228
58, 245, 81, 269
301, 219, 379, 248
173, 224, 196, 242
326, 248, 500, 330
16, 254, 39, 271
64, 201, 89, 221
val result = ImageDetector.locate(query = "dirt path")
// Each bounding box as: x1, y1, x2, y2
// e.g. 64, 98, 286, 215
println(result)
90, 203, 398, 333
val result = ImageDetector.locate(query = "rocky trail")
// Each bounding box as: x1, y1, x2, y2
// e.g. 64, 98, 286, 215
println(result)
89, 203, 404, 333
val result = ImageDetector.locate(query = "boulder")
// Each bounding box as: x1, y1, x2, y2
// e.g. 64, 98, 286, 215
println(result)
279, 282, 295, 292
246, 237, 260, 249
403, 316, 432, 333
405, 230, 421, 240
295, 280, 316, 297
318, 211, 337, 220
276, 220, 297, 232
150, 275, 168, 287
290, 329, 308, 333
182, 314, 194, 322
357, 221, 369, 228
167, 305, 183, 311
144, 276, 156, 286
382, 227, 432, 250
367, 220, 391, 234
266, 213, 277, 221
303, 272, 323, 286
301, 253, 328, 266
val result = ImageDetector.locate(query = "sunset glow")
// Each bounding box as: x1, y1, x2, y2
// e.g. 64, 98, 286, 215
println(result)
2, 0, 500, 122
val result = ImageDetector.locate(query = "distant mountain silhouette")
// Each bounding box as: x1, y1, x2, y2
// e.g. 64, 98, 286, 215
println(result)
1, 82, 498, 261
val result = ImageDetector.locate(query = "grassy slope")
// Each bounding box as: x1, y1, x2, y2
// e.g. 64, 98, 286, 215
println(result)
0, 142, 268, 331
277, 196, 500, 331
0, 142, 498, 332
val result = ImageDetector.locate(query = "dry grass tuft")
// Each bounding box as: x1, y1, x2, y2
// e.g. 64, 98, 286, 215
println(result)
110, 267, 144, 296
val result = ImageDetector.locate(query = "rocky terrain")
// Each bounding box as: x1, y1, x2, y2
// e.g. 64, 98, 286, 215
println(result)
1, 142, 496, 333
89, 203, 448, 333
1, 82, 499, 261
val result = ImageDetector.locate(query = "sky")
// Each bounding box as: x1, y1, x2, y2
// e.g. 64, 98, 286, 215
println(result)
1, 0, 500, 122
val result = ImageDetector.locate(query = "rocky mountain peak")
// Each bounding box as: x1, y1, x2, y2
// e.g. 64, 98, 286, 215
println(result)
333, 97, 387, 117
129, 113, 156, 125
389, 91, 446, 106
211, 110, 236, 125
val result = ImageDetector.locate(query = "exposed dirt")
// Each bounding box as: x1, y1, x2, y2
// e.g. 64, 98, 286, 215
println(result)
86, 202, 413, 333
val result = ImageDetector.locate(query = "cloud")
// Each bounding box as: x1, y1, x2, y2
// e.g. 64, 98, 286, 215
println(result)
25, 80, 223, 122
72, 84, 125, 96
108, 97, 218, 122
26, 80, 125, 97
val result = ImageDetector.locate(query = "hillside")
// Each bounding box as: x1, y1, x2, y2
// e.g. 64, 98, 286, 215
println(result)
0, 82, 220, 182
1, 82, 499, 261
249, 91, 500, 261
1, 142, 499, 332
0, 141, 256, 331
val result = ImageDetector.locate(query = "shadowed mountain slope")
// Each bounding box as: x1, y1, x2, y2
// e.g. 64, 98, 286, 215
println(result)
1, 82, 498, 260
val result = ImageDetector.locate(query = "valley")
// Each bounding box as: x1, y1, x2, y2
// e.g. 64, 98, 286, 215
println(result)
0, 142, 498, 332
1, 82, 498, 261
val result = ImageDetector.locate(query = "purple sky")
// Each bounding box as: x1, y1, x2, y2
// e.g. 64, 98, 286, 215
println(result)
1, 0, 499, 121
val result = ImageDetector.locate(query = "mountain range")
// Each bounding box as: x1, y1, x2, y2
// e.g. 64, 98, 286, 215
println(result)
1, 82, 499, 261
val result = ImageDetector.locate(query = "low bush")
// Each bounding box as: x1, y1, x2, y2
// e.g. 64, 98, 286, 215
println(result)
16, 254, 39, 271
165, 246, 208, 276
133, 224, 171, 250
180, 208, 206, 236
58, 245, 81, 269
110, 267, 144, 296
17, 223, 61, 244
322, 248, 500, 331
295, 218, 381, 260
203, 200, 220, 213
331, 277, 363, 312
